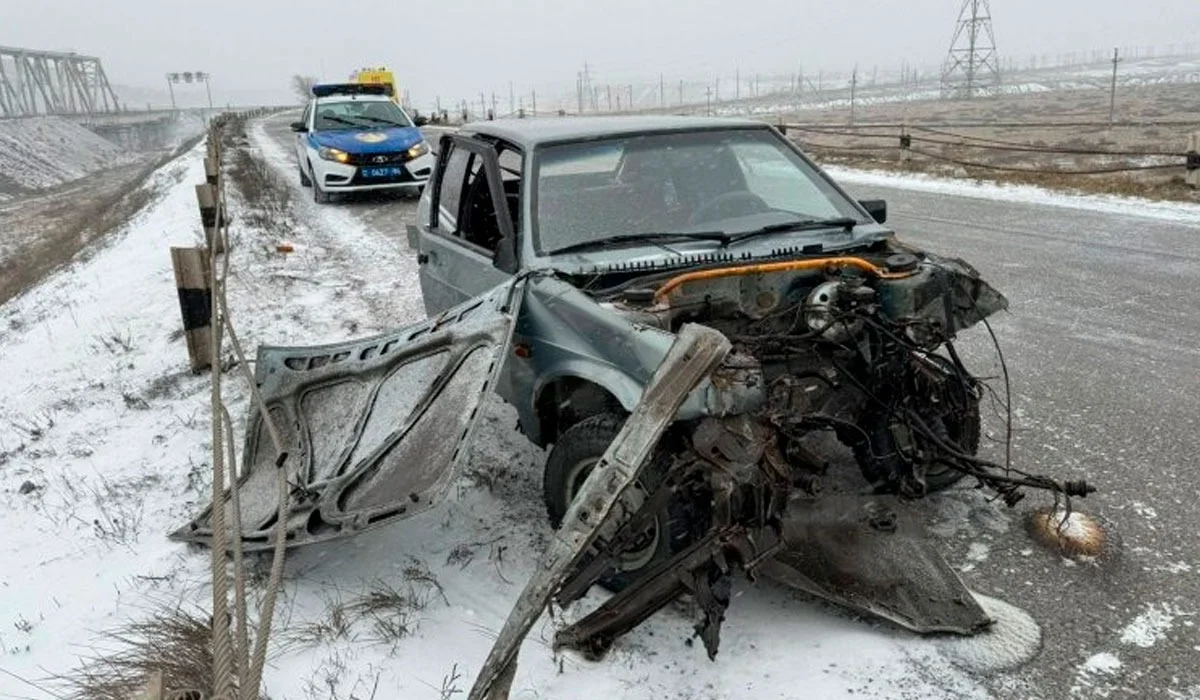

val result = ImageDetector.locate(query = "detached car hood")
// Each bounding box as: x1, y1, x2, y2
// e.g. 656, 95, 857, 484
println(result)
309, 126, 422, 153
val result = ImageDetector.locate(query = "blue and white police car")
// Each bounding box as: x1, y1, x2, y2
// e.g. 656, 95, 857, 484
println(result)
291, 83, 434, 203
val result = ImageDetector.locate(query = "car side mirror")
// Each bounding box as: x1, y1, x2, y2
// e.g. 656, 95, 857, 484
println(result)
858, 199, 887, 223
290, 121, 308, 133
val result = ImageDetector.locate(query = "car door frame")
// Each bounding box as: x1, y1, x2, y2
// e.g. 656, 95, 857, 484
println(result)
418, 133, 520, 312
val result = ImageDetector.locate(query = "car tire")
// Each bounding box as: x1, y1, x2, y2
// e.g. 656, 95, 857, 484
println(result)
312, 165, 330, 204
298, 163, 312, 187
542, 413, 697, 593
852, 399, 980, 493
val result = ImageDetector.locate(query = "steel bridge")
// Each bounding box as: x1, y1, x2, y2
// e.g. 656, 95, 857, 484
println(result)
0, 46, 121, 117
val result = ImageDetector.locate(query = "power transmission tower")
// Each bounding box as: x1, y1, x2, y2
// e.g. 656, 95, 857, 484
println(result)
939, 0, 1002, 99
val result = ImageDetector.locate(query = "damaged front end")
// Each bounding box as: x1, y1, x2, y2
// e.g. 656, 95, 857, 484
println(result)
469, 248, 1094, 699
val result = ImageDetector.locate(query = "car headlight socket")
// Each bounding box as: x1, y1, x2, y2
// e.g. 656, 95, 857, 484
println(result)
318, 147, 350, 164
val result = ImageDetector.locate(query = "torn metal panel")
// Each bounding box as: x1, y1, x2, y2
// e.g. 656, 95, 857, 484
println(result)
760, 493, 992, 635
467, 323, 731, 700
170, 279, 524, 550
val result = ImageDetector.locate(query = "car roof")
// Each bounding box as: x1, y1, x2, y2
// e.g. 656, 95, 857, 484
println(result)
461, 115, 772, 148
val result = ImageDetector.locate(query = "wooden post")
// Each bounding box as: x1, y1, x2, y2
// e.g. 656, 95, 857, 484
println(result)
195, 183, 226, 254
1187, 132, 1200, 189
139, 670, 164, 700
203, 156, 219, 185
170, 247, 213, 372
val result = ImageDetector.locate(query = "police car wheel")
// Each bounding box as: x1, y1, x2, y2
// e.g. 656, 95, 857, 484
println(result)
298, 164, 311, 187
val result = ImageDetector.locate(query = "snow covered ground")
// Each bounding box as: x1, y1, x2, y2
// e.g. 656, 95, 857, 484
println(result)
0, 117, 137, 196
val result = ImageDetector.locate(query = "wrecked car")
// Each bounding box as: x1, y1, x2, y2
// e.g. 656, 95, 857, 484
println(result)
173, 116, 1092, 694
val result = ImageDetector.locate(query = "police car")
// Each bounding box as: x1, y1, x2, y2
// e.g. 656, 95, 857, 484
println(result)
291, 83, 434, 203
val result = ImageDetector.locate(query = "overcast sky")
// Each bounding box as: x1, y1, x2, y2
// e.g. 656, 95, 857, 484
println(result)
4, 0, 1199, 109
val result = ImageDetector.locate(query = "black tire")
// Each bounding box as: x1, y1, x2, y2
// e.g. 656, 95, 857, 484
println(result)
311, 163, 330, 203
853, 399, 981, 493
542, 413, 696, 593
298, 163, 312, 187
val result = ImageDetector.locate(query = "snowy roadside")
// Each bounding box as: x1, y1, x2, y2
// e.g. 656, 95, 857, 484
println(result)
825, 165, 1200, 226
0, 118, 1018, 700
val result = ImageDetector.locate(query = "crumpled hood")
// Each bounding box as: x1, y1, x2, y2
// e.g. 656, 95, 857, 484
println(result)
309, 127, 423, 153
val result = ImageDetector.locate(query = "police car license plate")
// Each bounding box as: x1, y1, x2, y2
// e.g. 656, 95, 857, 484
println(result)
362, 166, 403, 178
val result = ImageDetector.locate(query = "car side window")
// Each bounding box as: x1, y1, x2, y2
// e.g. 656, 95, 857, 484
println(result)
496, 145, 523, 233
434, 145, 472, 234
459, 155, 502, 251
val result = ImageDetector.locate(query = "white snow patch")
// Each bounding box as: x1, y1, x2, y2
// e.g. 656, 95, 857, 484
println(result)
935, 593, 1042, 674
1119, 602, 1185, 647
1081, 652, 1122, 675
0, 116, 136, 191
825, 165, 1200, 226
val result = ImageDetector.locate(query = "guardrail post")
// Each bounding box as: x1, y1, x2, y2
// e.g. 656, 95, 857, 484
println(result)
900, 128, 912, 165
195, 183, 226, 254
1187, 132, 1199, 189
170, 247, 213, 372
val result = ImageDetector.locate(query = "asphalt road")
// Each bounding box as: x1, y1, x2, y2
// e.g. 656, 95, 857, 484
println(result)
262, 111, 1200, 698
838, 179, 1200, 699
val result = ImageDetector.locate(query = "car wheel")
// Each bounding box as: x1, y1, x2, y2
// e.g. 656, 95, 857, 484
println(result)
311, 165, 330, 204
298, 163, 311, 187
542, 413, 697, 593
852, 399, 980, 493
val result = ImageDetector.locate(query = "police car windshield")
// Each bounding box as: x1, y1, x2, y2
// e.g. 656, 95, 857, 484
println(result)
313, 99, 413, 131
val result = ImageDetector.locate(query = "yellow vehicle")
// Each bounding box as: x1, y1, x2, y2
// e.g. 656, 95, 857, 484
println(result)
349, 67, 400, 103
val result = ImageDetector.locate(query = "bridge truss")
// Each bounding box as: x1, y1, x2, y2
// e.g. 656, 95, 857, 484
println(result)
0, 46, 121, 117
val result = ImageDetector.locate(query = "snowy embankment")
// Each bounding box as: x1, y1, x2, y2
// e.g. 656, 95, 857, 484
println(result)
0, 123, 1035, 699
0, 116, 136, 195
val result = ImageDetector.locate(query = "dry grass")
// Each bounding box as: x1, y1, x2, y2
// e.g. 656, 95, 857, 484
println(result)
54, 604, 262, 700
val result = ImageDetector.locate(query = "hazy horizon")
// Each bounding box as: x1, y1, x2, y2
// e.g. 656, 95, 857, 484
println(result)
5, 0, 1199, 110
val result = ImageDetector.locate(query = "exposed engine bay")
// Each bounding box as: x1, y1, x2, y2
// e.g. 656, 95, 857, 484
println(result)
530, 248, 1097, 665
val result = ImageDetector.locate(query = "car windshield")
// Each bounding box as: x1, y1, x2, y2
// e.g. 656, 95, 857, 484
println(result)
533, 128, 865, 255
313, 99, 413, 131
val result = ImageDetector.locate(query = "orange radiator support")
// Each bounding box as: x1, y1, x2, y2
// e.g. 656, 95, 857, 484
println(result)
652, 257, 915, 305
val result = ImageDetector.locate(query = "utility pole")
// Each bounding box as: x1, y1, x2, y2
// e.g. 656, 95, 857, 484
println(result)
715, 77, 720, 102
678, 79, 683, 106
491, 92, 497, 118
577, 73, 583, 113
628, 84, 633, 110
754, 73, 760, 98
850, 66, 858, 125
1108, 47, 1121, 126
706, 85, 712, 115
479, 92, 486, 119
532, 90, 537, 115
607, 84, 613, 111
660, 73, 665, 107
509, 82, 514, 115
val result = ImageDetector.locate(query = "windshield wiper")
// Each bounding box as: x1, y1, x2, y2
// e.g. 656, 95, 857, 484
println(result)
319, 115, 358, 127
724, 217, 858, 245
357, 115, 410, 127
548, 231, 727, 255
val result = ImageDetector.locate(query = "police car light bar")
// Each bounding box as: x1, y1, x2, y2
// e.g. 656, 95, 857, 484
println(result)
311, 83, 389, 98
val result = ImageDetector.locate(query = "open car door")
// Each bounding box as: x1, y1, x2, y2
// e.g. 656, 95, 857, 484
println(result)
170, 279, 524, 551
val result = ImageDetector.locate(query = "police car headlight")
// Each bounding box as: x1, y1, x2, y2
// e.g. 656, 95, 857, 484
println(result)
318, 147, 350, 164
407, 141, 430, 159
